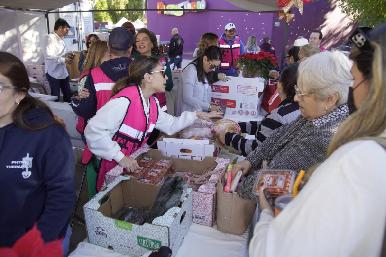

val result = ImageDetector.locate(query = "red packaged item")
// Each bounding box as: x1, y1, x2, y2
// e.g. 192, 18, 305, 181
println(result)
261, 79, 282, 113
255, 169, 296, 197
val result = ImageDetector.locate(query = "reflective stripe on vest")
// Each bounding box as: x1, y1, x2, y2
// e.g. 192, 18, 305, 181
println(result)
94, 82, 114, 91
119, 124, 144, 140
219, 45, 231, 49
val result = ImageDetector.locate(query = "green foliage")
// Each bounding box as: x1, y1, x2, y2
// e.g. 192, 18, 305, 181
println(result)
338, 0, 386, 26
93, 0, 144, 23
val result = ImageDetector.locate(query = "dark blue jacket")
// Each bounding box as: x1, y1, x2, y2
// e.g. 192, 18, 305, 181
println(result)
0, 108, 75, 246
71, 57, 132, 121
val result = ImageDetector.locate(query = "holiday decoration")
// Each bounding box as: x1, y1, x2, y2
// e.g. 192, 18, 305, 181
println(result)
278, 10, 295, 23
277, 0, 312, 16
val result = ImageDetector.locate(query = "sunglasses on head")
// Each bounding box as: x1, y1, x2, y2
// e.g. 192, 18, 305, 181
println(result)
350, 29, 373, 51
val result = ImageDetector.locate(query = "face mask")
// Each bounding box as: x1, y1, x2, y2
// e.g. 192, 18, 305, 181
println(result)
347, 87, 357, 114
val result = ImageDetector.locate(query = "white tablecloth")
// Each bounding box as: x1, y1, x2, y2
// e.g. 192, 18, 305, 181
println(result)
69, 224, 247, 257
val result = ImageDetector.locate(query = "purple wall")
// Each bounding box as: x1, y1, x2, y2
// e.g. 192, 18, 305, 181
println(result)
147, 0, 355, 62
147, 0, 274, 55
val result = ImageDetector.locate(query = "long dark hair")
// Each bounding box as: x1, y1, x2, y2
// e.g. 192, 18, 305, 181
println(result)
279, 63, 299, 101
112, 56, 160, 95
135, 28, 160, 56
192, 45, 221, 83
288, 46, 300, 62
0, 52, 60, 130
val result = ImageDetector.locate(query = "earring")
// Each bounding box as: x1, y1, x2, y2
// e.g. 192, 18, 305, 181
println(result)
16, 101, 20, 105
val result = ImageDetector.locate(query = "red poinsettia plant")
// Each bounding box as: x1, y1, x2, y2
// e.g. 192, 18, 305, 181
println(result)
237, 51, 278, 79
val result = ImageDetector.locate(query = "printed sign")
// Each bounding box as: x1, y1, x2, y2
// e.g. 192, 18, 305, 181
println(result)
157, 0, 206, 16
137, 236, 162, 250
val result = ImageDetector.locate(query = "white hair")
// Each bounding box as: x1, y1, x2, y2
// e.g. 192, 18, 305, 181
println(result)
298, 51, 353, 105
171, 27, 179, 35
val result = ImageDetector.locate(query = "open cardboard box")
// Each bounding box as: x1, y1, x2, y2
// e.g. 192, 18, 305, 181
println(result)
105, 149, 230, 227
157, 137, 217, 160
84, 176, 192, 257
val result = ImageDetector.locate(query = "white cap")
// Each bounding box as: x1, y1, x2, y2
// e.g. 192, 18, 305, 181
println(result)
225, 23, 236, 30
293, 37, 309, 47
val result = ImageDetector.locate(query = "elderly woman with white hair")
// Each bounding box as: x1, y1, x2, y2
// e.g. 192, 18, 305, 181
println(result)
231, 51, 352, 199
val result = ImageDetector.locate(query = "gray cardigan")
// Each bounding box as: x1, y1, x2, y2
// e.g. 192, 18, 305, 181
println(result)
239, 104, 349, 199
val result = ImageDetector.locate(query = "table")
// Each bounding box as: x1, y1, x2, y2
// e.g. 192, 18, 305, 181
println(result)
69, 224, 248, 257
44, 101, 84, 148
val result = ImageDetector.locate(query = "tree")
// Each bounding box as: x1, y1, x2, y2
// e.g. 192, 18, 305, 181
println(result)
93, 0, 144, 23
338, 0, 386, 26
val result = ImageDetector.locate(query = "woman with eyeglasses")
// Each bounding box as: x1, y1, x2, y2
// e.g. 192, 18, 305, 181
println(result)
285, 46, 300, 65
0, 52, 75, 248
248, 24, 386, 257
84, 56, 222, 191
229, 51, 351, 200
181, 45, 222, 113
78, 33, 100, 73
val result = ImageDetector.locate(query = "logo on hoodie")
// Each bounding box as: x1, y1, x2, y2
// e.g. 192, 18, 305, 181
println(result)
6, 153, 33, 179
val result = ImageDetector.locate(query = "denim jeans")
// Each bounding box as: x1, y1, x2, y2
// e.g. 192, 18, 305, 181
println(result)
170, 56, 182, 69
46, 73, 72, 102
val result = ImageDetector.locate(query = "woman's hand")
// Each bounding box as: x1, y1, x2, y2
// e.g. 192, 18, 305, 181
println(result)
259, 187, 274, 212
118, 156, 140, 173
229, 160, 251, 178
196, 111, 223, 121
210, 104, 222, 112
217, 73, 228, 82
78, 88, 90, 99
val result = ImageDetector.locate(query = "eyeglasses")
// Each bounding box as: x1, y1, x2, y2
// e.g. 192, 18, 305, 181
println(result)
207, 62, 219, 71
151, 69, 166, 78
0, 83, 16, 94
294, 85, 312, 98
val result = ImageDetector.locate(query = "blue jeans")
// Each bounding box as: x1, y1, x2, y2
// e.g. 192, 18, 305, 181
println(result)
170, 56, 182, 69
62, 225, 72, 256
46, 73, 71, 102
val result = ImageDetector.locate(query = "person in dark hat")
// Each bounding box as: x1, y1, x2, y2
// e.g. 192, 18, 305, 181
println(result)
44, 18, 73, 102
70, 27, 134, 197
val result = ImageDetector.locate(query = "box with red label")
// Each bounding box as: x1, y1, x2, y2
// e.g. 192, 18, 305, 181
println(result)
212, 77, 265, 122
157, 138, 216, 160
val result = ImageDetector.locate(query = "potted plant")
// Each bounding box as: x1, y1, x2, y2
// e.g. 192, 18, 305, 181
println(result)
237, 51, 277, 78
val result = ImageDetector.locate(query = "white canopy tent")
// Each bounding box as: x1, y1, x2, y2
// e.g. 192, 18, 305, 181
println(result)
225, 0, 278, 12
0, 0, 78, 11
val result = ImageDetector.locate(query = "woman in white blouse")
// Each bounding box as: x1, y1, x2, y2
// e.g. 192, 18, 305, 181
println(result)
181, 46, 221, 112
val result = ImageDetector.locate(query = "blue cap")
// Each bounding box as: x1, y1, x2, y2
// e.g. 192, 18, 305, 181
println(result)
109, 27, 134, 51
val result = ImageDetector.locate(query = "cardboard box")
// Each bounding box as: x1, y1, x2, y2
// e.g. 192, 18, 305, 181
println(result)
84, 176, 192, 257
105, 149, 230, 227
157, 138, 216, 160
216, 177, 257, 235
212, 76, 265, 122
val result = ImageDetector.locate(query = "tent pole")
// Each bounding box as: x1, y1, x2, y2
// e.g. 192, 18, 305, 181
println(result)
45, 12, 50, 34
